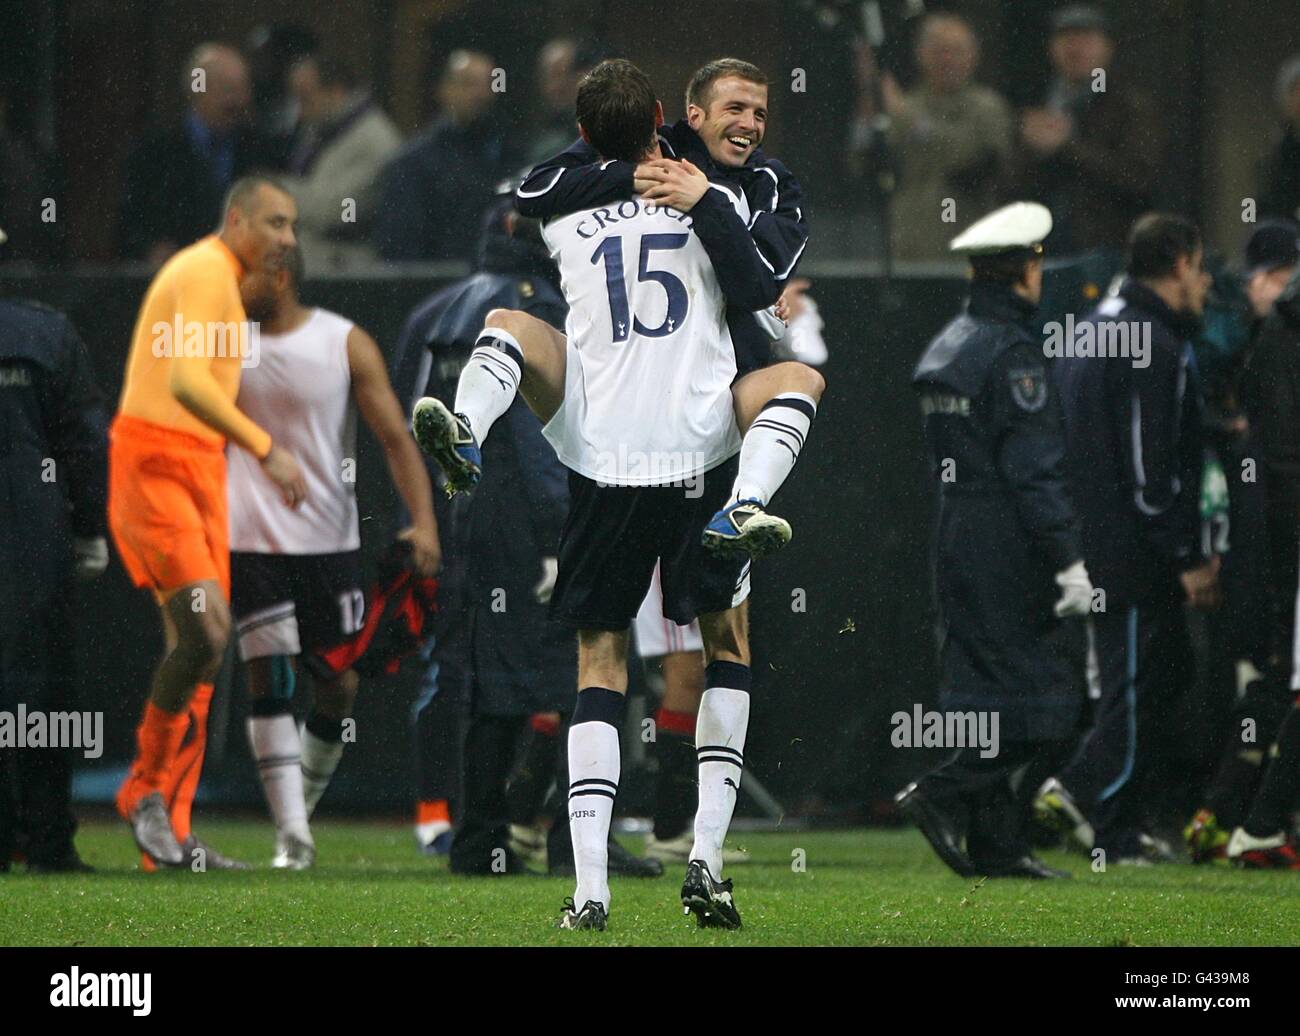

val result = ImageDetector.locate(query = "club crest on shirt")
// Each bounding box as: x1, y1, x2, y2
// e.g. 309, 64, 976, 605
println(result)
1008, 365, 1047, 413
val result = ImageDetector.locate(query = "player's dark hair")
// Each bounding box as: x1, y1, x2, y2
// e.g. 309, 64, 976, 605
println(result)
685, 58, 768, 112
223, 174, 290, 217
1126, 213, 1201, 280
575, 58, 658, 163
970, 249, 1039, 287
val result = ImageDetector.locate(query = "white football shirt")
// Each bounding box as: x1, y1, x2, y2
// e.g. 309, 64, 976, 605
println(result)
227, 307, 360, 554
540, 185, 745, 486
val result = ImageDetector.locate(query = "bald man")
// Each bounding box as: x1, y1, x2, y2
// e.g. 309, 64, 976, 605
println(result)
374, 49, 515, 261
117, 42, 271, 264
112, 176, 303, 869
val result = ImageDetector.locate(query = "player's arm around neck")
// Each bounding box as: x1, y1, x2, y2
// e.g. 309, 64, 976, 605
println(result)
347, 325, 441, 576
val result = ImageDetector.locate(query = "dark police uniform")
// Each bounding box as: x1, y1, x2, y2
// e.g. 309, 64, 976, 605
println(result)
1053, 279, 1206, 858
390, 196, 575, 872
0, 300, 108, 869
906, 280, 1085, 872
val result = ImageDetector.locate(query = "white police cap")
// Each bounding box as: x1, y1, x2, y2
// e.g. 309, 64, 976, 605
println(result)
949, 202, 1052, 256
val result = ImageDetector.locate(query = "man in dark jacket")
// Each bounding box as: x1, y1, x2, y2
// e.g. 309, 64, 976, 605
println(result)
897, 202, 1092, 880
0, 289, 109, 872
116, 44, 269, 264
1225, 254, 1300, 867
391, 188, 658, 878
1040, 213, 1219, 865
373, 51, 512, 263
1013, 6, 1162, 257
1184, 222, 1299, 862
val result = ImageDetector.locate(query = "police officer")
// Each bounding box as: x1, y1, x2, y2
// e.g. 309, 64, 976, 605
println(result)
0, 239, 110, 872
390, 185, 660, 877
896, 203, 1092, 879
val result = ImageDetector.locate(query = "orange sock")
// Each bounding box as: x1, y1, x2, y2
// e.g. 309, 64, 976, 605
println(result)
416, 799, 450, 826
125, 702, 190, 801
166, 683, 213, 842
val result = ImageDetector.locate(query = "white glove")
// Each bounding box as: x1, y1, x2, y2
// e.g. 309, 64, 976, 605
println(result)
74, 536, 109, 581
1053, 560, 1093, 618
533, 556, 559, 604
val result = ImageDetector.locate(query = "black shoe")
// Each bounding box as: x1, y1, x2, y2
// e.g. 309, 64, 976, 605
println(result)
609, 837, 664, 877
894, 781, 978, 877
1136, 831, 1181, 864
450, 845, 533, 876
557, 897, 608, 930
978, 855, 1071, 879
26, 851, 95, 874
548, 836, 663, 878
681, 859, 742, 929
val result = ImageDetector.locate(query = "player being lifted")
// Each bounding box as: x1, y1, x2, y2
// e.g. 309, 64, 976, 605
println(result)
420, 58, 820, 558
415, 59, 780, 929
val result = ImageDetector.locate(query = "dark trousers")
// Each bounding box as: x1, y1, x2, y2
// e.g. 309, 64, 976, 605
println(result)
449, 709, 573, 873
921, 740, 1044, 867
1061, 595, 1191, 856
1, 591, 78, 868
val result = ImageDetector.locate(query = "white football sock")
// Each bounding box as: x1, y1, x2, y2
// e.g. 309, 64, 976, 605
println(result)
692, 686, 750, 877
301, 727, 345, 818
731, 392, 817, 506
567, 718, 621, 911
247, 714, 311, 842
453, 327, 524, 446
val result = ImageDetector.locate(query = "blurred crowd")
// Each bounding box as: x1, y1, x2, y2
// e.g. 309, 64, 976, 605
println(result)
1, 6, 1298, 270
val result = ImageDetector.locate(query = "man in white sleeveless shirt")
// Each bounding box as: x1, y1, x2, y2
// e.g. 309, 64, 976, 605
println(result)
230, 249, 439, 868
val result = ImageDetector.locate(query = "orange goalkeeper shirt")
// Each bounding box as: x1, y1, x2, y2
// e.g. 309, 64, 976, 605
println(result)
118, 235, 272, 458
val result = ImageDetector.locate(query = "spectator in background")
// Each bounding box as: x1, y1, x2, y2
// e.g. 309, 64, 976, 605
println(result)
116, 43, 267, 265
0, 89, 60, 265
1013, 5, 1161, 256
852, 13, 1013, 262
527, 38, 579, 166
245, 23, 320, 169
1257, 56, 1300, 222
281, 54, 401, 272
525, 39, 608, 166
374, 50, 511, 263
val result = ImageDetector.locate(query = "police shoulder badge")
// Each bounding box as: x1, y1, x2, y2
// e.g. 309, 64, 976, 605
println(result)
1008, 365, 1048, 413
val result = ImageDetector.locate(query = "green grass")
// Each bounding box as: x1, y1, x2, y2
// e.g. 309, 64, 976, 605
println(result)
2, 821, 1297, 946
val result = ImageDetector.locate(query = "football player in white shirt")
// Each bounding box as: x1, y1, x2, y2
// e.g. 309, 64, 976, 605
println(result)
232, 251, 439, 868
415, 60, 773, 931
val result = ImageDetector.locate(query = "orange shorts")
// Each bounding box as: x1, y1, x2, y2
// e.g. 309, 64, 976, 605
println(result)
108, 414, 229, 600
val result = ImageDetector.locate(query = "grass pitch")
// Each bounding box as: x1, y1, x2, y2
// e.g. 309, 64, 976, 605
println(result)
2, 820, 1297, 947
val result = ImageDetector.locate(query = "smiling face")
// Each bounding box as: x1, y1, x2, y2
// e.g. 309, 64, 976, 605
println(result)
687, 75, 768, 168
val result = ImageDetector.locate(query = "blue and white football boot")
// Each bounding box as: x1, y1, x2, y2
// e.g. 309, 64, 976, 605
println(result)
412, 396, 481, 497
701, 498, 792, 559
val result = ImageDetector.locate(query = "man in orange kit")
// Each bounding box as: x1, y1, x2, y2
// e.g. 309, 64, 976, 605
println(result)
110, 176, 304, 869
